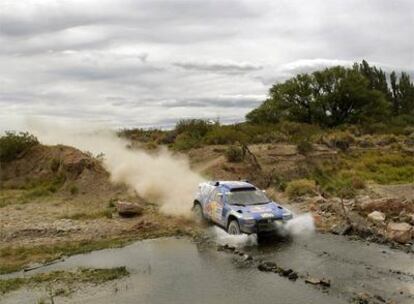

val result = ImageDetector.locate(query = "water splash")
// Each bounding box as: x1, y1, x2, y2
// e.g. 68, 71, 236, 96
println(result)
211, 226, 257, 248
285, 213, 315, 237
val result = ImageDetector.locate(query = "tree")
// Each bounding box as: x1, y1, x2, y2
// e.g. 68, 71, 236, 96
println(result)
246, 63, 390, 127
398, 72, 414, 114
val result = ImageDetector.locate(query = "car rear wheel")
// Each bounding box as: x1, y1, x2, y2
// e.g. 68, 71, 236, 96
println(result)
193, 203, 205, 224
228, 220, 241, 235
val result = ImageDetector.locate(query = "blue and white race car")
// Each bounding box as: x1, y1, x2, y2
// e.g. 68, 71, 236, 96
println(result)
192, 181, 293, 235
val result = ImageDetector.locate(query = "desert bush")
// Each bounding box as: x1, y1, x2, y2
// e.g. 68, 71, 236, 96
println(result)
285, 179, 317, 198
175, 119, 213, 138
225, 145, 244, 162
322, 131, 355, 151
356, 135, 375, 148
297, 140, 313, 155
204, 127, 248, 145
69, 185, 79, 195
0, 131, 39, 162
50, 158, 61, 172
173, 133, 201, 150
405, 133, 414, 146
375, 134, 398, 146
351, 176, 366, 189
403, 126, 414, 136
267, 172, 287, 191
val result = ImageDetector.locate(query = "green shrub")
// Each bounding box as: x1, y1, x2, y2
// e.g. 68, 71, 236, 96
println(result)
0, 131, 39, 162
204, 127, 248, 145
351, 176, 366, 189
50, 158, 61, 172
297, 140, 313, 155
225, 145, 244, 162
175, 119, 213, 138
356, 135, 375, 148
173, 133, 201, 150
285, 179, 317, 198
70, 185, 79, 195
322, 131, 355, 151
375, 134, 398, 146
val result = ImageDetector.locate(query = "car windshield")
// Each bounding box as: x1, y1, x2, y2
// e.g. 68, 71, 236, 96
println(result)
227, 190, 270, 205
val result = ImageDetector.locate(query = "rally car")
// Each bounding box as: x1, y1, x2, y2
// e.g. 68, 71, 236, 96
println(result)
192, 181, 293, 235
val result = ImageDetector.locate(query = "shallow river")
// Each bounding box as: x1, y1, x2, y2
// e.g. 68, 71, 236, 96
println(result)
1, 230, 414, 304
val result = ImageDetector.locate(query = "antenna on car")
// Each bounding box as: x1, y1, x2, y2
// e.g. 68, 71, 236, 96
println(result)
240, 179, 250, 183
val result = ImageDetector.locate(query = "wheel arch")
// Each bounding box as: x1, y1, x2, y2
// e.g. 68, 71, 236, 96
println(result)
227, 214, 238, 228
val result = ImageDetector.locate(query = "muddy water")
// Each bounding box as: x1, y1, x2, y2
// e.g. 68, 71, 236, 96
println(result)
1, 233, 413, 304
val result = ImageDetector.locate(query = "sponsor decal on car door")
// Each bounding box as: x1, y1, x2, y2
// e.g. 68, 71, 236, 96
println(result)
207, 190, 224, 224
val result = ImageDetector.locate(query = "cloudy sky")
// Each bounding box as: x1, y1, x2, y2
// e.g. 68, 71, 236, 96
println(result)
1, 0, 413, 130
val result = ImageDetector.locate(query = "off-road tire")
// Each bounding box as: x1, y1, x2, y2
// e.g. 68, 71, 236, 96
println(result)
193, 203, 205, 224
228, 220, 241, 235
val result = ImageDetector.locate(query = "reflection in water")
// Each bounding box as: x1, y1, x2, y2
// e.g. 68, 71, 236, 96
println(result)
2, 233, 413, 304
1, 238, 345, 304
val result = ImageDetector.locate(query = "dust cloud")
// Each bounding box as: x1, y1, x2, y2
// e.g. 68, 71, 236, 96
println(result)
26, 119, 205, 216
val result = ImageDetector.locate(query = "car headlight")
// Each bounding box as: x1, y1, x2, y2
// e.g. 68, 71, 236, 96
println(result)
242, 216, 256, 226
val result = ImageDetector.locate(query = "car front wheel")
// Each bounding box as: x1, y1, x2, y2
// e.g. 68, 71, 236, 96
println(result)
228, 220, 241, 235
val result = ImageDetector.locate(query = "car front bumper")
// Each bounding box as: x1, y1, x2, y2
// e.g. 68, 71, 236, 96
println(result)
240, 218, 290, 234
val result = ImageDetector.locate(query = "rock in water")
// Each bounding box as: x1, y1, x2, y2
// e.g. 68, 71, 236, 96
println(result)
386, 222, 413, 244
117, 201, 143, 217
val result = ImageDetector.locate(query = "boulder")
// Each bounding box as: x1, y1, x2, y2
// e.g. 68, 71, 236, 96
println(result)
358, 197, 408, 215
386, 222, 413, 244
367, 211, 386, 224
116, 201, 143, 217
331, 223, 352, 235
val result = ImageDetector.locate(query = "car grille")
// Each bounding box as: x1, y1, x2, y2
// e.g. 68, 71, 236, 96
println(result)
257, 218, 278, 231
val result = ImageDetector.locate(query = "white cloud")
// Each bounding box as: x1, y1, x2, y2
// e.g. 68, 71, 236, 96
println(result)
0, 0, 413, 131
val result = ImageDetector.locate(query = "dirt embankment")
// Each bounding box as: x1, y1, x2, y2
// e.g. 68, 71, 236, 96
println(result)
0, 144, 198, 274
1, 140, 413, 273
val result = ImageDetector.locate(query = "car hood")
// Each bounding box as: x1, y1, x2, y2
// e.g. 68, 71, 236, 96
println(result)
229, 202, 285, 220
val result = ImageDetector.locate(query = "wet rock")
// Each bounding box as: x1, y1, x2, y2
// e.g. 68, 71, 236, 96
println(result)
116, 201, 143, 217
305, 277, 321, 285
304, 277, 331, 287
242, 254, 253, 261
331, 223, 352, 235
367, 211, 386, 224
319, 278, 331, 287
257, 261, 277, 272
216, 245, 225, 251
354, 292, 371, 304
386, 222, 413, 244
223, 244, 236, 251
373, 294, 386, 302
281, 268, 293, 277
288, 271, 298, 281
